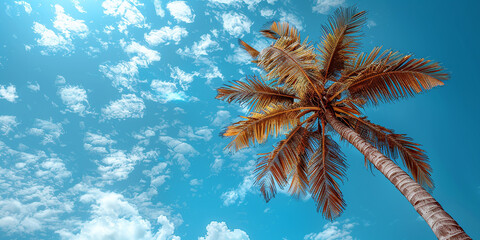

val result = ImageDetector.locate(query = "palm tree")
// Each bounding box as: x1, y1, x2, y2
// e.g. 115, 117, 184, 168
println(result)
215, 7, 470, 240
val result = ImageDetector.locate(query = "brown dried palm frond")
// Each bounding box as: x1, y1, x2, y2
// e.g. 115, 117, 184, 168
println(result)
223, 104, 319, 151
345, 51, 448, 104
255, 126, 312, 201
319, 6, 366, 80
238, 39, 260, 62
216, 76, 298, 112
344, 116, 433, 189
309, 132, 347, 220
258, 37, 322, 97
260, 22, 301, 43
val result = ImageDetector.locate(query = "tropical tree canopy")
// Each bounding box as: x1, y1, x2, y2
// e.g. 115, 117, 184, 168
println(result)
216, 7, 447, 220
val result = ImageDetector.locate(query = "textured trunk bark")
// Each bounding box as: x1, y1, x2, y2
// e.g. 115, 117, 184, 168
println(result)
325, 109, 471, 240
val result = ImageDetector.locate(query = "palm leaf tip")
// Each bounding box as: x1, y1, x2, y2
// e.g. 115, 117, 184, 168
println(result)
347, 52, 449, 105
309, 134, 347, 220
238, 39, 259, 60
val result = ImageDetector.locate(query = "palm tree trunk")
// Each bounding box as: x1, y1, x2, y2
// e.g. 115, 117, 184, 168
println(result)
325, 109, 471, 240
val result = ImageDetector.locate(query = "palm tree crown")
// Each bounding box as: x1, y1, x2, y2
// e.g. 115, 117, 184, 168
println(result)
216, 7, 447, 220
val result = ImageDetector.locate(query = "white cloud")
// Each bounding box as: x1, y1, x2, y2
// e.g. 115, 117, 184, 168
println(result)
84, 132, 116, 154
170, 66, 199, 91
0, 84, 18, 102
58, 191, 180, 240
203, 65, 224, 84
102, 0, 148, 33
221, 172, 255, 206
212, 110, 231, 127
145, 26, 188, 46
211, 157, 223, 174
27, 82, 40, 91
199, 221, 249, 240
260, 9, 275, 18
58, 85, 89, 116
14, 1, 32, 14
98, 146, 157, 182
367, 20, 377, 28
179, 126, 213, 141
0, 116, 18, 135
167, 1, 195, 23
221, 12, 252, 37
177, 34, 222, 59
153, 0, 165, 17
102, 94, 146, 120
35, 157, 72, 182
27, 119, 64, 145
279, 10, 304, 31
189, 178, 203, 186
312, 0, 345, 14
72, 0, 87, 13
33, 22, 71, 53
159, 136, 197, 171
53, 5, 89, 39
123, 41, 161, 67
226, 47, 251, 65
147, 80, 187, 103
99, 60, 139, 91
100, 41, 160, 91
304, 220, 356, 240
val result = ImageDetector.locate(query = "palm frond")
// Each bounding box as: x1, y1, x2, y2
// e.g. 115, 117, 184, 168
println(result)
260, 22, 301, 43
319, 7, 366, 79
344, 116, 433, 189
255, 126, 310, 201
258, 37, 322, 97
239, 39, 260, 62
346, 51, 448, 105
216, 76, 298, 112
223, 105, 317, 151
309, 132, 347, 220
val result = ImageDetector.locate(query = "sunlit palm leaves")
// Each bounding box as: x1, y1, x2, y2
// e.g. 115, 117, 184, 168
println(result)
216, 6, 446, 220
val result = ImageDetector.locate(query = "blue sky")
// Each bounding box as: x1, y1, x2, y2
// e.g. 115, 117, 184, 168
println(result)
0, 0, 479, 239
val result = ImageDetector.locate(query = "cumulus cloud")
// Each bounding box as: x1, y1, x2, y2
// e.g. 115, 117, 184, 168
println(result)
100, 41, 160, 90
167, 1, 195, 23
211, 157, 223, 174
145, 26, 188, 46
53, 5, 89, 39
170, 66, 199, 91
0, 116, 18, 135
260, 9, 275, 18
312, 0, 345, 14
58, 85, 89, 115
99, 60, 139, 91
177, 34, 222, 59
159, 136, 197, 171
72, 0, 86, 13
199, 221, 249, 240
221, 12, 252, 37
212, 110, 231, 126
304, 220, 356, 240
123, 41, 161, 67
179, 126, 213, 141
14, 1, 32, 14
33, 22, 71, 53
153, 0, 165, 17
57, 191, 180, 240
221, 172, 255, 206
84, 132, 116, 154
27, 82, 40, 91
35, 157, 72, 182
146, 80, 187, 103
279, 10, 304, 31
0, 84, 18, 102
27, 119, 64, 145
102, 0, 148, 33
102, 94, 146, 120
98, 146, 157, 182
